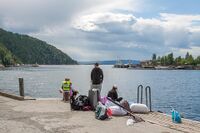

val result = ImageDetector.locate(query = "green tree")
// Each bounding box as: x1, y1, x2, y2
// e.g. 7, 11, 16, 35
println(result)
167, 53, 174, 65
152, 53, 157, 65
185, 52, 190, 60
156, 56, 161, 65
160, 56, 166, 65
180, 58, 186, 65
195, 56, 200, 65
186, 55, 194, 65
0, 43, 17, 66
174, 56, 182, 65
152, 53, 157, 61
151, 52, 200, 66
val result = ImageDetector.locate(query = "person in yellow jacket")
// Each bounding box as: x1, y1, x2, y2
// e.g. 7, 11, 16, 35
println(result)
60, 78, 72, 102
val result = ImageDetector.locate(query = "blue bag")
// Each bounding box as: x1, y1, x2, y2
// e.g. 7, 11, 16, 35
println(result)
171, 109, 182, 123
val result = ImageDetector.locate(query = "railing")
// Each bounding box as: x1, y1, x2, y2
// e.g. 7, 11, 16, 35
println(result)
137, 85, 143, 104
137, 85, 152, 111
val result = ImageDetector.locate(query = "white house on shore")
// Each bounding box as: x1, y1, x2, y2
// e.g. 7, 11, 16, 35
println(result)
0, 64, 4, 68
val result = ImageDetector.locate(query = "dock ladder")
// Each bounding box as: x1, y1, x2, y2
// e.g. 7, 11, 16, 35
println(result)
137, 85, 152, 111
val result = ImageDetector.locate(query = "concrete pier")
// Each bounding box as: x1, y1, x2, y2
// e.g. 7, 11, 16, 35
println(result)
1, 96, 200, 133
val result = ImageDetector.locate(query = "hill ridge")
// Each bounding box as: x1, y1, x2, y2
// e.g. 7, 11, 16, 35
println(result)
0, 28, 77, 66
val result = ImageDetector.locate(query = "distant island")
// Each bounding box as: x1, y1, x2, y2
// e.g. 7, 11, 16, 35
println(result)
0, 28, 77, 67
79, 60, 140, 65
114, 53, 200, 70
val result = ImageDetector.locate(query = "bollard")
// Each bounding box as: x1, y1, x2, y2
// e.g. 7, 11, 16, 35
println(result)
19, 78, 24, 97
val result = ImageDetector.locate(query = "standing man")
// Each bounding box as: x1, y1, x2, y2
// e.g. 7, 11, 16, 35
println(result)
91, 63, 104, 93
61, 78, 72, 102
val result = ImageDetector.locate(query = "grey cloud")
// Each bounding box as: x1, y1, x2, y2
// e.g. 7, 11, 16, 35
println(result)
164, 28, 190, 49
1, 0, 200, 61
0, 0, 103, 34
189, 31, 200, 46
98, 21, 135, 34
76, 17, 165, 51
0, 0, 151, 60
73, 12, 200, 60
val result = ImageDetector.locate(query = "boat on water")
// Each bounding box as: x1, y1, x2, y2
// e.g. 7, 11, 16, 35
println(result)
114, 60, 127, 68
155, 66, 170, 70
113, 60, 134, 68
32, 63, 39, 67
114, 64, 129, 68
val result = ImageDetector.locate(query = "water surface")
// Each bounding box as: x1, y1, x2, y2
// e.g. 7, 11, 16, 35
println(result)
0, 65, 200, 121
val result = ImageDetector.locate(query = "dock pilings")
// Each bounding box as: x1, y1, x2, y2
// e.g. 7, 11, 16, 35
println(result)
19, 78, 24, 97
0, 78, 36, 100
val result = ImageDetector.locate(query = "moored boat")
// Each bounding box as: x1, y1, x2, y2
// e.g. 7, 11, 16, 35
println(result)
32, 63, 39, 67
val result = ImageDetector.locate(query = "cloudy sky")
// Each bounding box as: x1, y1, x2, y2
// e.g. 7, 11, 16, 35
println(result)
0, 0, 200, 61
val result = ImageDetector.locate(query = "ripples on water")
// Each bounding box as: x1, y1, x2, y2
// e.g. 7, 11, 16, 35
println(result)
0, 65, 200, 121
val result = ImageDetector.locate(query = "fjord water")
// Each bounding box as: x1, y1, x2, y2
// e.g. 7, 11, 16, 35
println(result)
0, 65, 200, 121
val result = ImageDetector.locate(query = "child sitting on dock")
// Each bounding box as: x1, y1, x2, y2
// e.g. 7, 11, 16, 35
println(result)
70, 89, 79, 104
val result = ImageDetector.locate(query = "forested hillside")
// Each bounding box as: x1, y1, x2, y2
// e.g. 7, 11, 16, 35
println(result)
0, 28, 77, 66
0, 43, 21, 66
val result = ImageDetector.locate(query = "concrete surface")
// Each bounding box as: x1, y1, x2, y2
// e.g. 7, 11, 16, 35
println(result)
0, 96, 198, 133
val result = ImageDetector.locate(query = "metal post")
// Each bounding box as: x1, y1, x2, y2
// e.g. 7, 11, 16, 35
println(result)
137, 85, 143, 103
145, 87, 148, 107
141, 86, 143, 104
149, 87, 152, 112
19, 78, 24, 97
145, 86, 152, 112
137, 86, 139, 103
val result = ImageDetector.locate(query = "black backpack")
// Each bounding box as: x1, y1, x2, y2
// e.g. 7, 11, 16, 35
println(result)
71, 95, 89, 110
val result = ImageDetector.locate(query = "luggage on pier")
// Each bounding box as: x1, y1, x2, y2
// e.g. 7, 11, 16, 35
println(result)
130, 103, 149, 113
88, 89, 100, 110
108, 106, 127, 116
71, 95, 89, 110
95, 102, 108, 120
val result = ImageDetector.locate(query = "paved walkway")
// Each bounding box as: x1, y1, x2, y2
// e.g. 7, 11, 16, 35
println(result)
0, 96, 199, 133
138, 112, 200, 133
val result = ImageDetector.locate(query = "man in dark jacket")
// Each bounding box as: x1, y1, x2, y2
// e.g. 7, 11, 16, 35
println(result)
90, 63, 103, 93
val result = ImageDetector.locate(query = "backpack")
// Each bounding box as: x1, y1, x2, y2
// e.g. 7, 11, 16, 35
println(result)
95, 102, 108, 120
71, 95, 90, 110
